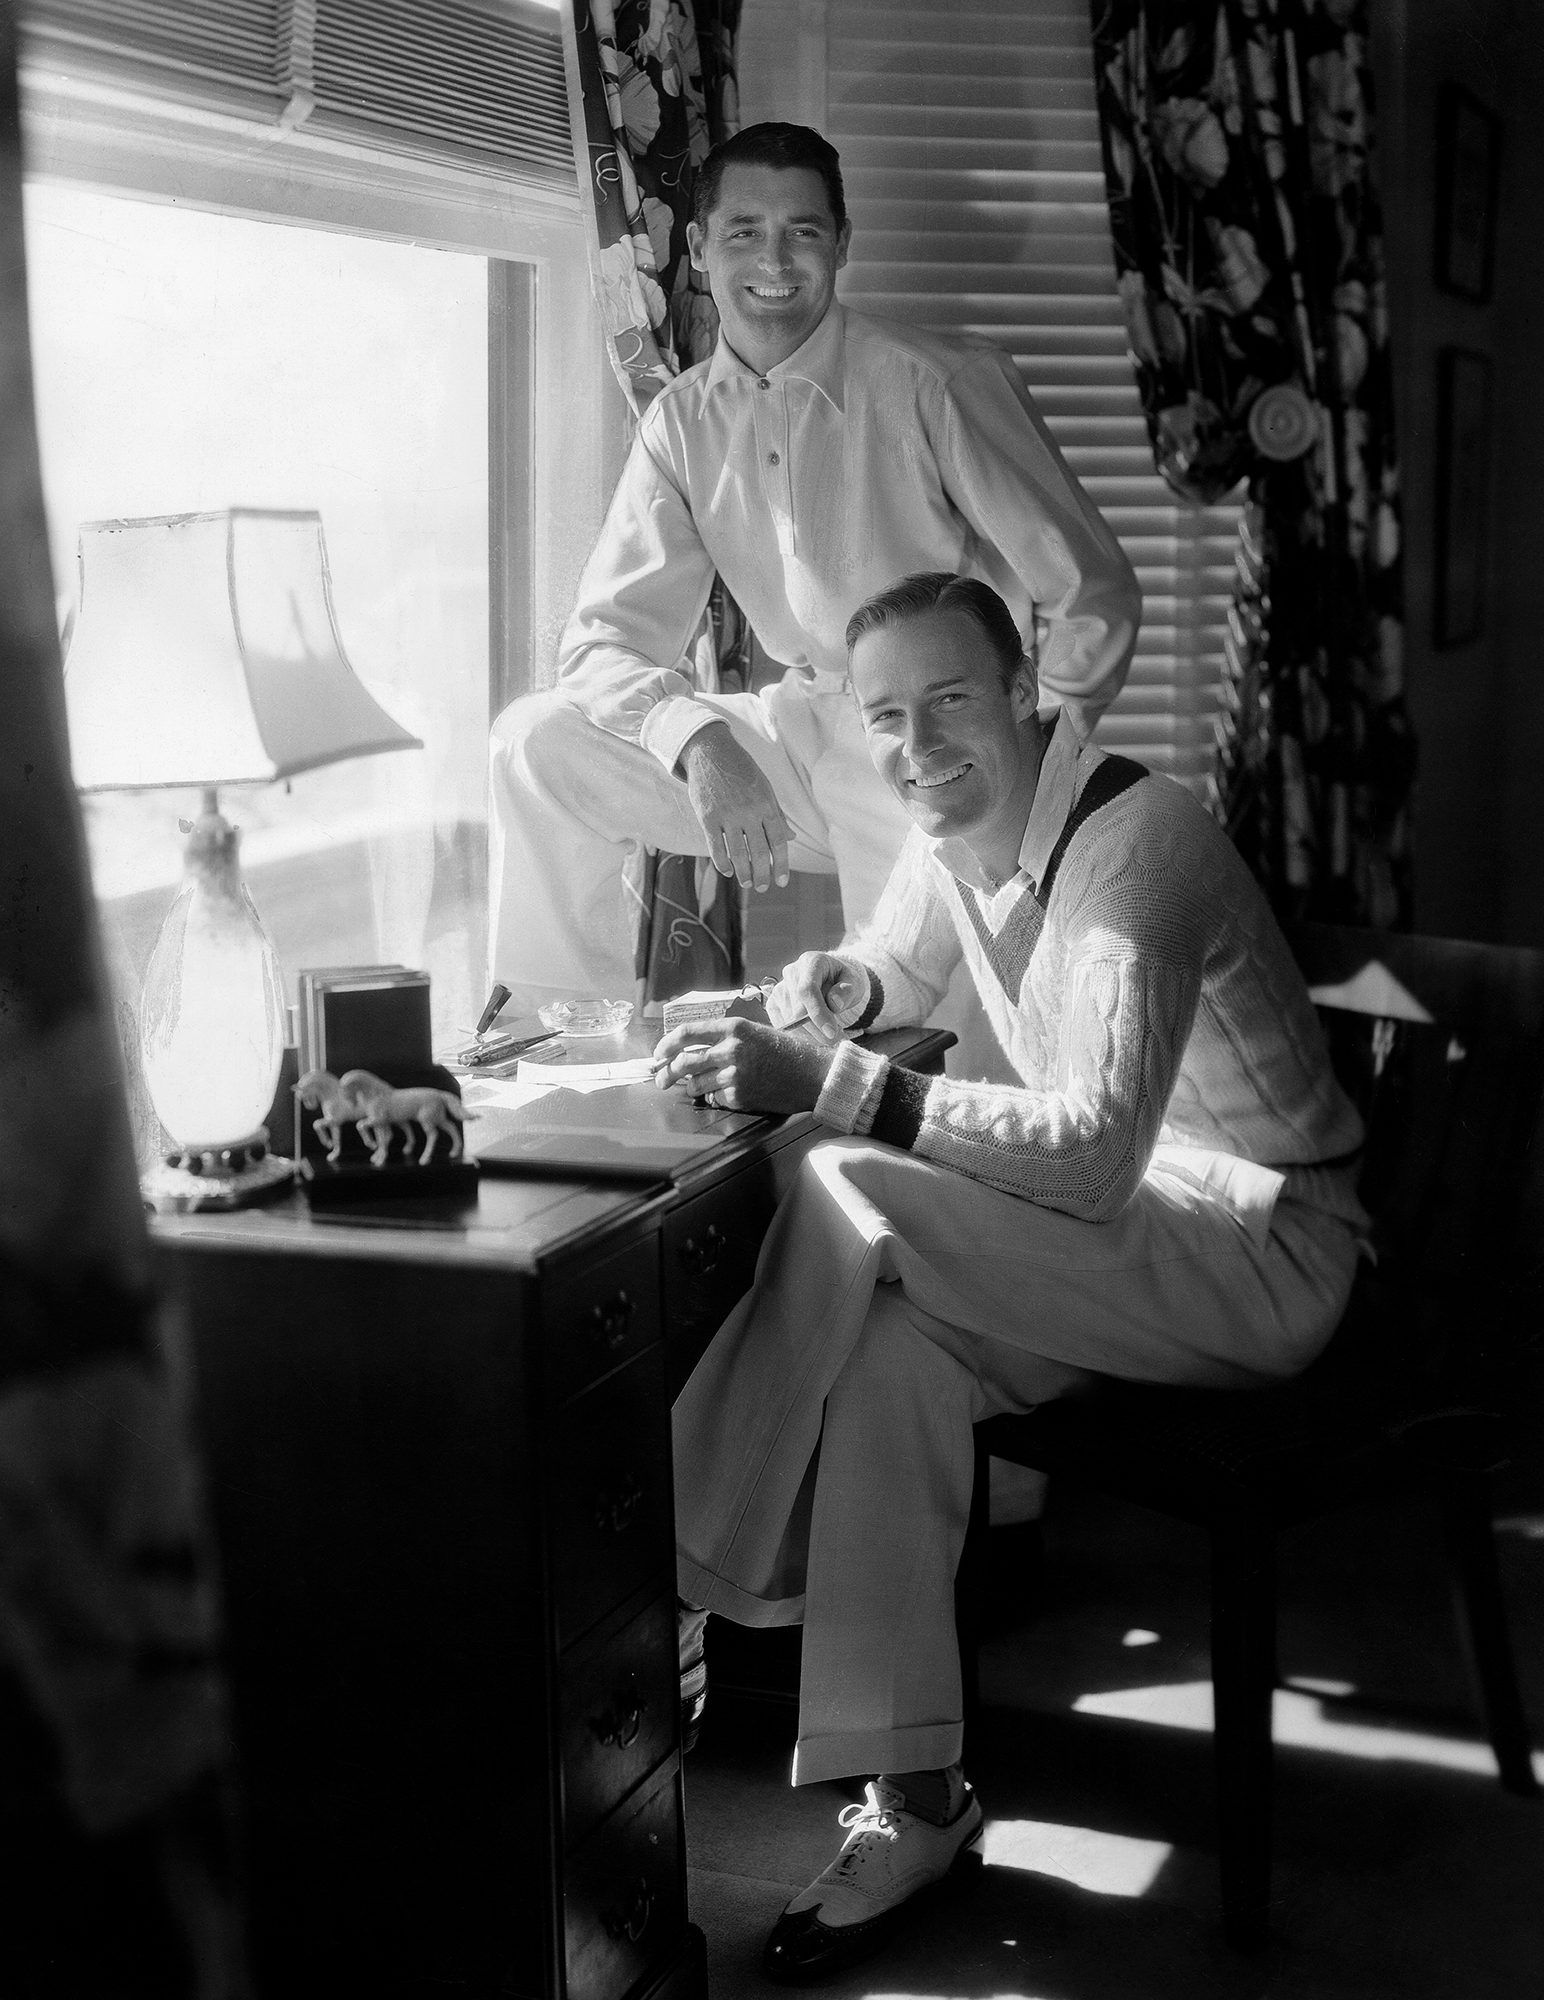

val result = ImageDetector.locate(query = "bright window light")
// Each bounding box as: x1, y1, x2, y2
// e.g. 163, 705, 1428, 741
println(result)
1074, 1679, 1544, 1782
1121, 1627, 1161, 1647
25, 182, 489, 1049
982, 1817, 1173, 1898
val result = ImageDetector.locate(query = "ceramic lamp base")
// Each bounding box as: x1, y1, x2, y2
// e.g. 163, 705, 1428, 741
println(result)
141, 1131, 295, 1215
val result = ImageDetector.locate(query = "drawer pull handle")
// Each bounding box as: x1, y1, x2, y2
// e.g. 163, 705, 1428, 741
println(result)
594, 1474, 643, 1534
589, 1289, 634, 1348
604, 1876, 653, 1944
680, 1223, 724, 1276
591, 1678, 644, 1749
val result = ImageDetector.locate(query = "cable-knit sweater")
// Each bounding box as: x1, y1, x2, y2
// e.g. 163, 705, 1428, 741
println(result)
812, 722, 1364, 1236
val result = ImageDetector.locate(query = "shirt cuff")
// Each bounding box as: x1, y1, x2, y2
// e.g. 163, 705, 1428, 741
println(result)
640, 695, 724, 774
814, 1040, 890, 1135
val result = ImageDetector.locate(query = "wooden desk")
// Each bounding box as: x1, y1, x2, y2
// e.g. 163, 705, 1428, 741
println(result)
150, 1028, 951, 2000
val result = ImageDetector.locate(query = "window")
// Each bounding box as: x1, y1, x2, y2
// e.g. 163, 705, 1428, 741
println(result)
821, 0, 1244, 792
17, 0, 615, 1053
27, 184, 490, 1037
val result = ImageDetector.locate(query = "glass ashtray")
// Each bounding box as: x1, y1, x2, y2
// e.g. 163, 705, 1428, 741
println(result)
537, 997, 634, 1038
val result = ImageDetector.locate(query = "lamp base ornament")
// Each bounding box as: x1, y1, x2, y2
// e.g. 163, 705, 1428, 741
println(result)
140, 1127, 297, 1215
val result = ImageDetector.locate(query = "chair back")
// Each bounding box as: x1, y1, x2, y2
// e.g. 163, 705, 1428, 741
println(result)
1287, 924, 1544, 1395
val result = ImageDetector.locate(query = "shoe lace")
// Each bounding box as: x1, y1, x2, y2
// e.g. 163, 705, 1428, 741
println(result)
831, 1783, 904, 1878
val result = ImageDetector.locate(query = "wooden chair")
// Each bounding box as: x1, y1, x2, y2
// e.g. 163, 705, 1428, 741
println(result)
961, 923, 1544, 1950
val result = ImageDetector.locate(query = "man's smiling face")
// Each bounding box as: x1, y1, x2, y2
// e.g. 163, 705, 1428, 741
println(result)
850, 608, 1040, 857
687, 164, 850, 374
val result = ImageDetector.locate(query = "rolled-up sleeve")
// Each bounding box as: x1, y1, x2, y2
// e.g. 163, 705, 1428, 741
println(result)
555, 426, 723, 770
936, 349, 1142, 739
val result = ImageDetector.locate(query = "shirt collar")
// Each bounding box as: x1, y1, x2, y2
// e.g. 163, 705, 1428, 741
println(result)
930, 710, 1091, 897
703, 302, 846, 412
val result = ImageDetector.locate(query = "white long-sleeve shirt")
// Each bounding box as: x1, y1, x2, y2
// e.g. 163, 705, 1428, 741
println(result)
557, 304, 1142, 774
811, 718, 1366, 1241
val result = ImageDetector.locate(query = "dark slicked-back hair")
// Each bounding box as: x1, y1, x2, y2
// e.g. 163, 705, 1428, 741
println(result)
845, 573, 1029, 691
693, 123, 846, 234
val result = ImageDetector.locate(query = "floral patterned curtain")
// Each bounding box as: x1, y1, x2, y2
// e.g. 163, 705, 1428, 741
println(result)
0, 21, 245, 1991
1091, 0, 1415, 928
562, 0, 750, 1003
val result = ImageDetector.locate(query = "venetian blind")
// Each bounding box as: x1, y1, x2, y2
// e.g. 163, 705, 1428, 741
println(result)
18, 0, 571, 185
828, 0, 1242, 789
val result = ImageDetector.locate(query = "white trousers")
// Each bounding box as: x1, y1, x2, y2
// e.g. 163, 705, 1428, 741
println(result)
673, 1139, 1360, 1785
487, 674, 911, 1016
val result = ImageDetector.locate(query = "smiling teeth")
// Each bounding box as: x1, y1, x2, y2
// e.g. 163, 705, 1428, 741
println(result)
911, 762, 970, 789
750, 286, 796, 298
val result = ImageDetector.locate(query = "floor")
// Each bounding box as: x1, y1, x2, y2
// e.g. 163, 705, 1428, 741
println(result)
683, 1480, 1544, 2000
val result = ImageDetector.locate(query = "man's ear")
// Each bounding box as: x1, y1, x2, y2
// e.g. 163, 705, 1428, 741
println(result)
1009, 659, 1039, 720
687, 219, 710, 277
835, 218, 852, 272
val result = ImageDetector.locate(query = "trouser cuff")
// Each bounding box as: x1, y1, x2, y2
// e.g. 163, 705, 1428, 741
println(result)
677, 1553, 804, 1629
791, 1720, 965, 1787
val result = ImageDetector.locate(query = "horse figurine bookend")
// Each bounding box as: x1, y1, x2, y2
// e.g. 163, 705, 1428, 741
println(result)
293, 1067, 477, 1200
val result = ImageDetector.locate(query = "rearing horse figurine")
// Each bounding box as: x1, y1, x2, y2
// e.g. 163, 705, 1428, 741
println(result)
293, 1069, 374, 1163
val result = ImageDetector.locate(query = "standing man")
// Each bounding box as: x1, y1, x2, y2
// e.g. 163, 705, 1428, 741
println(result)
489, 122, 1140, 1020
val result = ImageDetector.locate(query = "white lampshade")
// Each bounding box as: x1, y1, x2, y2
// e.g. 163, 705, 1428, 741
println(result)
63, 508, 421, 790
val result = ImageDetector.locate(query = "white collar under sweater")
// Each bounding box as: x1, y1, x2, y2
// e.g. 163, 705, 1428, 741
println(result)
928, 705, 1089, 902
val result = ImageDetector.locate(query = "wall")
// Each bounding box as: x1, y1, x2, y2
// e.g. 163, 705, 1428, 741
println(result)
1493, 16, 1544, 947
1371, 0, 1544, 945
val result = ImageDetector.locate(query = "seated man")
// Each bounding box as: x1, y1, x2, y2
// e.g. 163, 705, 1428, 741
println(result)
652, 572, 1367, 1982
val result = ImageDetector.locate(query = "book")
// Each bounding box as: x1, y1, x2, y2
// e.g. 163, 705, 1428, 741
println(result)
297, 965, 431, 1077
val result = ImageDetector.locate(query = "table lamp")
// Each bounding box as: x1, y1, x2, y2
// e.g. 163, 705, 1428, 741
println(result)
63, 508, 422, 1205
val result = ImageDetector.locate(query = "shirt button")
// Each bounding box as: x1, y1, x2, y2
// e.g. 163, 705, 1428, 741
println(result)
769, 451, 781, 465
758, 377, 770, 389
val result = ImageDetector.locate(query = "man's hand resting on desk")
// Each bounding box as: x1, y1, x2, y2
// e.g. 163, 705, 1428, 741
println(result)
680, 723, 791, 893
653, 1016, 833, 1115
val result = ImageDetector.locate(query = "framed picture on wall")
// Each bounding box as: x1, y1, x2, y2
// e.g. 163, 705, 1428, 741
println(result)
1435, 84, 1501, 302
1433, 348, 1493, 649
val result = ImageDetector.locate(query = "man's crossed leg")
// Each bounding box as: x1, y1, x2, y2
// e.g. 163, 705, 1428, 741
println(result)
673, 1140, 1355, 1981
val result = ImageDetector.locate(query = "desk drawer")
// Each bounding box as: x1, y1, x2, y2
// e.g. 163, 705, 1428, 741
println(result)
553, 1347, 673, 1648
545, 1237, 661, 1404
560, 1592, 676, 1849
564, 1760, 683, 2000
662, 1162, 780, 1400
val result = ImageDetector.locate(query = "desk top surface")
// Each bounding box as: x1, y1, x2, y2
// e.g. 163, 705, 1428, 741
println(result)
150, 1025, 952, 1277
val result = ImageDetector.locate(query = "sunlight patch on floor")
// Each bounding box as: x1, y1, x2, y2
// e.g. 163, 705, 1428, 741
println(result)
981, 1816, 1173, 1897
1073, 1679, 1544, 1781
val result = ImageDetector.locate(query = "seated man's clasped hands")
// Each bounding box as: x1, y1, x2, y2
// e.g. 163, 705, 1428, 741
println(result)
658, 572, 1369, 1984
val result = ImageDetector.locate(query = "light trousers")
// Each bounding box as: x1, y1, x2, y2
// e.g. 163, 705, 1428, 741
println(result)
485, 678, 1012, 1077
487, 675, 909, 1015
673, 1139, 1360, 1785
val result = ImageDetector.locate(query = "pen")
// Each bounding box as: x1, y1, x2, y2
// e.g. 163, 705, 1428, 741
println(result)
474, 983, 512, 1037
463, 1030, 563, 1067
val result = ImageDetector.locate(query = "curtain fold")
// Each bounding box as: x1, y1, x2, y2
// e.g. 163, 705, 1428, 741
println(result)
1091, 0, 1414, 927
0, 17, 246, 1991
562, 0, 748, 1005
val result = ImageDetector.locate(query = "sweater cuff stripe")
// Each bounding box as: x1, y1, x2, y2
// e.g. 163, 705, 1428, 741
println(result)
814, 1040, 889, 1135
870, 1066, 931, 1151
850, 970, 885, 1033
